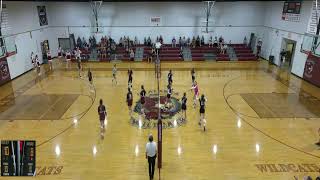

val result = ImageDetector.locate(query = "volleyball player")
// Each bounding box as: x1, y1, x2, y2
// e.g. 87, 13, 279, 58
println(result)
126, 88, 133, 117
31, 52, 36, 71
140, 85, 146, 116
168, 69, 173, 85
181, 92, 187, 120
58, 46, 62, 58
77, 56, 82, 78
199, 94, 207, 131
47, 50, 53, 70
191, 81, 199, 108
98, 99, 107, 130
128, 69, 133, 90
35, 55, 41, 76
76, 48, 82, 77
166, 84, 172, 105
191, 68, 195, 83
88, 68, 93, 84
112, 64, 117, 85
66, 50, 71, 69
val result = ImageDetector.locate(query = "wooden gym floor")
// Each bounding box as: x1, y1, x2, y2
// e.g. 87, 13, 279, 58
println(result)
0, 59, 319, 180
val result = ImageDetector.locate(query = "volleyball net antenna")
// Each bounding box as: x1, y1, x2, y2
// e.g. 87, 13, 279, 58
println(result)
90, 0, 103, 33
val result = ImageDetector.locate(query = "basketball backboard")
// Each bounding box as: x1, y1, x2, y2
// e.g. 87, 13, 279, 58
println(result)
301, 33, 320, 57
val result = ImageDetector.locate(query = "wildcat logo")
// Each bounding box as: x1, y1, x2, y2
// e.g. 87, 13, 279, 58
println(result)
130, 90, 186, 129
304, 60, 315, 78
0, 61, 10, 80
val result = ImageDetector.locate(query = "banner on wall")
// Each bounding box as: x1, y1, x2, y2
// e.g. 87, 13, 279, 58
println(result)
0, 57, 11, 86
37, 6, 48, 26
303, 54, 320, 87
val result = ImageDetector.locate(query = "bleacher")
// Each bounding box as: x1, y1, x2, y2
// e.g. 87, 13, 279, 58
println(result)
143, 45, 182, 61
191, 46, 219, 61
71, 41, 257, 62
231, 44, 257, 61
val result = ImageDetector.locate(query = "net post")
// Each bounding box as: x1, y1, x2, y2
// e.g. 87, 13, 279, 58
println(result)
156, 51, 162, 170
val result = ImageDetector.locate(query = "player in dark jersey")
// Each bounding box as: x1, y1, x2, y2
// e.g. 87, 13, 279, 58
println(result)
98, 99, 107, 130
140, 85, 146, 115
167, 69, 173, 85
181, 92, 187, 120
35, 55, 41, 76
128, 69, 133, 90
126, 88, 133, 117
191, 68, 195, 83
199, 94, 207, 131
88, 68, 93, 84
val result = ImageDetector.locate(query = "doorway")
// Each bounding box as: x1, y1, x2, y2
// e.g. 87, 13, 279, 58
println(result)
281, 38, 296, 71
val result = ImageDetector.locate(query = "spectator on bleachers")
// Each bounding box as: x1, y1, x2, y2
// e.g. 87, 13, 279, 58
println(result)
219, 36, 224, 45
172, 37, 176, 48
208, 36, 213, 47
229, 40, 232, 45
191, 37, 196, 48
119, 37, 123, 47
82, 37, 87, 47
214, 36, 218, 47
134, 36, 138, 46
201, 36, 205, 46
159, 35, 163, 44
187, 37, 191, 47
179, 37, 182, 47
196, 36, 200, 47
147, 36, 152, 46
130, 49, 135, 61
223, 44, 228, 54
77, 37, 82, 48
144, 37, 147, 46
243, 36, 248, 47
182, 36, 186, 47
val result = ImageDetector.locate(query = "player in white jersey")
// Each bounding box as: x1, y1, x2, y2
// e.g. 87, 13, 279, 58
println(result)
65, 50, 71, 69
47, 50, 53, 70
190, 81, 199, 108
112, 64, 117, 85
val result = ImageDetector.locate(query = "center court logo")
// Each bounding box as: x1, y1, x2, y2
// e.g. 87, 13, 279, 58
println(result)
130, 90, 186, 129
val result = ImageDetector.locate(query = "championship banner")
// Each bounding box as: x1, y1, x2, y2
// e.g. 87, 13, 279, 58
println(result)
37, 6, 48, 26
303, 54, 320, 87
0, 57, 11, 86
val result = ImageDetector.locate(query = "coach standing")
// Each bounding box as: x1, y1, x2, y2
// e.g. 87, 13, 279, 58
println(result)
146, 134, 157, 180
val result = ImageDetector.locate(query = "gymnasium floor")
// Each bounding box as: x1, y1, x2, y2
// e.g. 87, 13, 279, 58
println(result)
0, 59, 319, 180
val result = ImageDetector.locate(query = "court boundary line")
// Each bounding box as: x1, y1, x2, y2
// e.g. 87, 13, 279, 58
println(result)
223, 76, 320, 159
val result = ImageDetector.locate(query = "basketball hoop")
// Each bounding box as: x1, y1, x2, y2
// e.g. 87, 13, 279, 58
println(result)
202, 1, 215, 33
90, 1, 103, 33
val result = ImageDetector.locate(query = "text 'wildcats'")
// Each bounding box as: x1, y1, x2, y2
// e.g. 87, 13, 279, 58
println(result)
255, 164, 320, 173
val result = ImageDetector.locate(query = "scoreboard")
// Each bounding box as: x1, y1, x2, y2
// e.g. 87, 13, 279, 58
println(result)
283, 1, 301, 14
1, 140, 36, 176
282, 1, 302, 22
